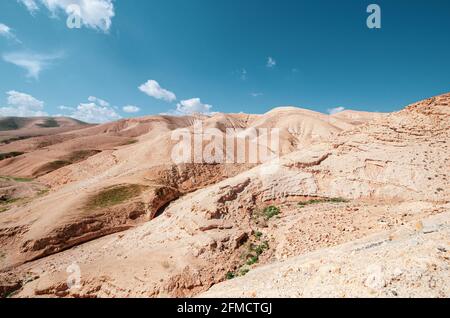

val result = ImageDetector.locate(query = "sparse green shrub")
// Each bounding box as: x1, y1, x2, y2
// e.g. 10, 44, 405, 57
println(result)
11, 177, 34, 182
239, 268, 250, 276
0, 176, 34, 183
225, 272, 235, 280
263, 206, 280, 219
252, 241, 269, 257
37, 189, 50, 197
298, 197, 349, 208
0, 197, 20, 205
246, 255, 259, 266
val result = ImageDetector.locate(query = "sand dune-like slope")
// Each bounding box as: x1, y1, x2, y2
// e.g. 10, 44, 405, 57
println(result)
0, 94, 448, 298
0, 108, 373, 270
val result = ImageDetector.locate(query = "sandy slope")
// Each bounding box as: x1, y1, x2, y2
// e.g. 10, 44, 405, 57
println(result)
0, 108, 374, 270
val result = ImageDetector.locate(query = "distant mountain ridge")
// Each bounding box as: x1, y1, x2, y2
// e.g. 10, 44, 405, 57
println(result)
0, 116, 89, 131
0, 116, 93, 144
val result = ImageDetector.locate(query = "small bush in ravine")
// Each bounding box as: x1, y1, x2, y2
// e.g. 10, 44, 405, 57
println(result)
263, 206, 280, 219
225, 271, 235, 280
298, 197, 349, 208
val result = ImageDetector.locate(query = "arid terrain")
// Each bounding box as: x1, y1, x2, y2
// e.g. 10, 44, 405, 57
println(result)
0, 93, 448, 298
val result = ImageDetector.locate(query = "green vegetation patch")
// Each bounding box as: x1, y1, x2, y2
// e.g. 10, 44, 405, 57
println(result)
37, 189, 50, 197
84, 184, 147, 210
252, 205, 281, 223
226, 232, 270, 280
225, 272, 235, 280
262, 205, 280, 220
0, 197, 20, 205
298, 197, 349, 208
0, 206, 9, 213
0, 196, 22, 213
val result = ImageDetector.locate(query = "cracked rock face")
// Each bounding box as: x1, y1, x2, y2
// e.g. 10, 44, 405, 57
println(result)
0, 93, 449, 298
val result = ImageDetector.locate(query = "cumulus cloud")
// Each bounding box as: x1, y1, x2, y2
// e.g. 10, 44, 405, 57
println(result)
266, 56, 276, 68
139, 80, 177, 102
176, 98, 212, 115
2, 51, 63, 79
327, 106, 346, 115
122, 105, 140, 113
0, 90, 48, 117
64, 96, 121, 123
138, 79, 213, 116
18, 0, 115, 32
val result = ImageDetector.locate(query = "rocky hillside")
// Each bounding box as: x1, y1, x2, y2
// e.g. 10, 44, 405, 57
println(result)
0, 93, 448, 298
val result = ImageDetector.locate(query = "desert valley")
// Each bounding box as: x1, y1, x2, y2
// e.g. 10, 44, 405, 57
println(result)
0, 92, 448, 298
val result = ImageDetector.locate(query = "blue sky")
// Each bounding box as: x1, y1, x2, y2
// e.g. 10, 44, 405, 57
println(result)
0, 0, 449, 123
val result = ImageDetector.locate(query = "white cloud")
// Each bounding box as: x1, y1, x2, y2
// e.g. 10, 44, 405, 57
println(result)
0, 23, 20, 42
139, 80, 177, 102
17, 0, 39, 12
176, 98, 212, 115
65, 96, 121, 123
58, 105, 75, 111
266, 56, 276, 68
88, 96, 110, 107
2, 51, 63, 79
122, 105, 140, 113
18, 0, 115, 32
251, 92, 263, 97
327, 106, 346, 115
0, 24, 12, 36
0, 90, 48, 117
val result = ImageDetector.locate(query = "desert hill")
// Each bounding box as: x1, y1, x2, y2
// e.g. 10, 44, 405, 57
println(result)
0, 117, 92, 142
0, 94, 448, 298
